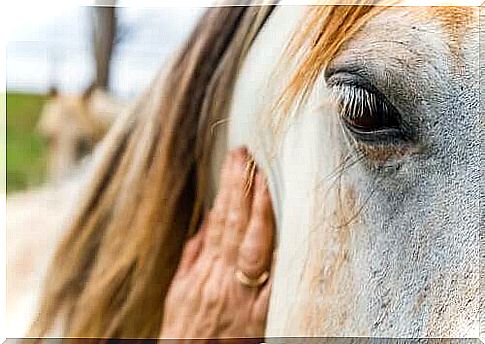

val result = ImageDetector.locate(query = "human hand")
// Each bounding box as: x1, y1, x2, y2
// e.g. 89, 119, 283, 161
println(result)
160, 147, 275, 340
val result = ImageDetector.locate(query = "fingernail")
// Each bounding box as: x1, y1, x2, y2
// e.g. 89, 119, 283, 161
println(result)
232, 146, 248, 158
234, 148, 248, 173
237, 146, 249, 156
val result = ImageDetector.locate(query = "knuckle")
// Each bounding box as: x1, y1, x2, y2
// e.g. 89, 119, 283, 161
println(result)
185, 283, 200, 303
238, 246, 267, 277
244, 261, 266, 279
201, 281, 221, 309
199, 260, 225, 309
226, 210, 242, 228
241, 243, 263, 266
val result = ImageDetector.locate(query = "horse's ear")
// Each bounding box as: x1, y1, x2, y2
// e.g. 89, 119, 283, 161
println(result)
48, 86, 58, 98
82, 83, 97, 101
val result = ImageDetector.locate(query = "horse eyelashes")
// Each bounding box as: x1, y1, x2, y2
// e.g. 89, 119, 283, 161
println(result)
331, 84, 400, 134
333, 85, 378, 120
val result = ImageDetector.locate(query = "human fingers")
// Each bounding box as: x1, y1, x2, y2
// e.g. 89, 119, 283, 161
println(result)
204, 150, 236, 253
252, 273, 273, 326
237, 171, 274, 281
176, 217, 207, 276
220, 147, 254, 262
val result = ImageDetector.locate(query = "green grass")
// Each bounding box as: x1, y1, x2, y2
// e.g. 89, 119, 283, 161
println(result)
6, 92, 48, 193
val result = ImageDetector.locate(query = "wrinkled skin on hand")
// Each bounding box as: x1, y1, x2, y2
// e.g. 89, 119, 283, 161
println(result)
160, 148, 275, 340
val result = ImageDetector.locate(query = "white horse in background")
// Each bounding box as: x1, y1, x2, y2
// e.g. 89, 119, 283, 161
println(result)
37, 85, 124, 181
7, 1, 481, 340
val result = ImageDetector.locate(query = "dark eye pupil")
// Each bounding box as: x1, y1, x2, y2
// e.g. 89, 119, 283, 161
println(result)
345, 110, 383, 130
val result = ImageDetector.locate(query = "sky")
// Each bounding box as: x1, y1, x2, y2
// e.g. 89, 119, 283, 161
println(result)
6, 4, 203, 98
5, 0, 482, 98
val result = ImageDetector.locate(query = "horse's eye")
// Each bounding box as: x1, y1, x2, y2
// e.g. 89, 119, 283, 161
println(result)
76, 137, 93, 160
333, 85, 401, 135
44, 134, 56, 146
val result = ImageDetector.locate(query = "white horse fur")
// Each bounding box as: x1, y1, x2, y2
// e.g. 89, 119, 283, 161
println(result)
215, 5, 480, 338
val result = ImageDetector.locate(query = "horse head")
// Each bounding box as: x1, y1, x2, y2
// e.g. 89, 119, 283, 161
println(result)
216, 4, 480, 337
37, 85, 122, 181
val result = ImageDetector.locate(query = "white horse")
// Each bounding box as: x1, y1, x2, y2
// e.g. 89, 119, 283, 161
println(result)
37, 86, 124, 181
8, 1, 481, 340
209, 3, 480, 338
224, 3, 481, 338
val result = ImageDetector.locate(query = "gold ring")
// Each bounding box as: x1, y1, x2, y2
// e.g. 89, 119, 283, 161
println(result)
235, 269, 269, 288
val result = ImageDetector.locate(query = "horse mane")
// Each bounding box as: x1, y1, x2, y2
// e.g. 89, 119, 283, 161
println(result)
29, 1, 387, 339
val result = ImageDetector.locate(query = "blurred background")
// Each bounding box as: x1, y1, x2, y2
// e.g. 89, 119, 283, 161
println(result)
6, 4, 202, 193
5, 5, 203, 335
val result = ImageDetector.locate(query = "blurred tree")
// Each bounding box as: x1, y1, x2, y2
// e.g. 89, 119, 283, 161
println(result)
92, 2, 117, 90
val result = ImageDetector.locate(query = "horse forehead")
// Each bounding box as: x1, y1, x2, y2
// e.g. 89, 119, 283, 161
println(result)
369, 6, 477, 38
428, 6, 478, 45
347, 5, 479, 72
